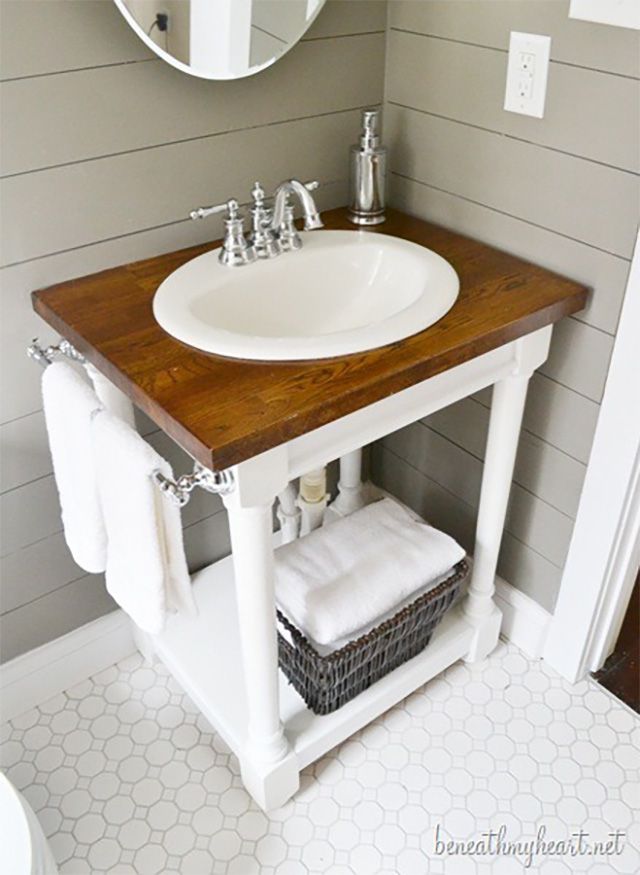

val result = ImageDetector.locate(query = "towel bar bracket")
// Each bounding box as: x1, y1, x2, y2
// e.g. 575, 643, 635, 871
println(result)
28, 337, 234, 507
153, 464, 235, 507
27, 337, 85, 368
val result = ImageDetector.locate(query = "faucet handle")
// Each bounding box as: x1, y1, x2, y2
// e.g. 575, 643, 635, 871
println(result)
249, 182, 271, 227
249, 182, 281, 259
219, 199, 256, 267
191, 198, 256, 266
190, 198, 242, 221
250, 181, 267, 207
278, 199, 303, 252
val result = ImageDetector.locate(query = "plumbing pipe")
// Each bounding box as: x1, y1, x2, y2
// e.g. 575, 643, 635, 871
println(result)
329, 448, 367, 517
298, 468, 328, 535
277, 482, 301, 544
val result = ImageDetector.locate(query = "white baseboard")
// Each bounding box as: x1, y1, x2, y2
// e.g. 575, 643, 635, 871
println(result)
494, 576, 551, 658
0, 610, 137, 723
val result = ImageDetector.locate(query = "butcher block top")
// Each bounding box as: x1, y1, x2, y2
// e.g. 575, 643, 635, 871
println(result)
32, 207, 587, 471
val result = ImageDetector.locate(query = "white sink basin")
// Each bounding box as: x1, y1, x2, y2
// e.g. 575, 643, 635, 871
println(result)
153, 230, 459, 361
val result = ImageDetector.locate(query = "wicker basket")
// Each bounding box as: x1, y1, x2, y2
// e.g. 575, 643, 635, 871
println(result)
277, 559, 469, 715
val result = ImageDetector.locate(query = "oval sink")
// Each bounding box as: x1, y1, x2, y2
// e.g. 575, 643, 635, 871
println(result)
153, 230, 459, 361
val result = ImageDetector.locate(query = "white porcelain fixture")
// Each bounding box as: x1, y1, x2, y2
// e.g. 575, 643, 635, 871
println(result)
153, 230, 460, 361
0, 773, 58, 875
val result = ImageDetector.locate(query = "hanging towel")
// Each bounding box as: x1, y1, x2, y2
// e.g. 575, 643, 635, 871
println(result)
91, 408, 196, 635
275, 497, 465, 646
42, 361, 106, 573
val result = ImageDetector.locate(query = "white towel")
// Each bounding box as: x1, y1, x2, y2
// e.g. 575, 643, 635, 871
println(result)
42, 361, 106, 573
277, 568, 454, 656
275, 498, 465, 647
92, 409, 196, 635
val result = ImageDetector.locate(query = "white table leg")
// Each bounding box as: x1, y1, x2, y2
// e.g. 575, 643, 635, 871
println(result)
464, 374, 530, 662
222, 449, 299, 809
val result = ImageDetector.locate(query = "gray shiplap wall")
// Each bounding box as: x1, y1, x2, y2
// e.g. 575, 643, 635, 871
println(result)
0, 0, 388, 661
374, 0, 640, 611
2, 0, 638, 661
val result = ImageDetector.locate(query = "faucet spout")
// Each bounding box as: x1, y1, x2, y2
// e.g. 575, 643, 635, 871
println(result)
272, 179, 324, 232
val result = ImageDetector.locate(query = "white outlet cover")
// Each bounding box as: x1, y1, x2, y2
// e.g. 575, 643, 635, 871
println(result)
504, 31, 552, 120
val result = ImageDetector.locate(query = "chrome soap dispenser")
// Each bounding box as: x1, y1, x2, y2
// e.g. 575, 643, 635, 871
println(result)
348, 109, 387, 225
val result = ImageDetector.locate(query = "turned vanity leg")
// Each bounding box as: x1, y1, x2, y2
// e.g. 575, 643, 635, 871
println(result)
464, 374, 531, 662
222, 450, 299, 809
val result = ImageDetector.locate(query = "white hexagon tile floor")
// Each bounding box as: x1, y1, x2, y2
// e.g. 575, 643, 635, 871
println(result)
1, 640, 639, 875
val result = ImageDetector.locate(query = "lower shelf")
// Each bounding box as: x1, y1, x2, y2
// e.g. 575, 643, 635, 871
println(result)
152, 552, 476, 770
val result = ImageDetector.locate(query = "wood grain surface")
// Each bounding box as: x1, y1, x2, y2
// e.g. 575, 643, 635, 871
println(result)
32, 208, 587, 470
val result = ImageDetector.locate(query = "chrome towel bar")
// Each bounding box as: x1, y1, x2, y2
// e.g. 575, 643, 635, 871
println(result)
27, 337, 235, 505
27, 337, 85, 368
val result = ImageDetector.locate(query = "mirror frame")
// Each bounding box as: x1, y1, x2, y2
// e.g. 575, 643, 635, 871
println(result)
113, 0, 328, 80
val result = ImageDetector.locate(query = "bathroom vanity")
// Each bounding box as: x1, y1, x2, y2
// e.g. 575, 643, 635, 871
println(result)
32, 207, 586, 809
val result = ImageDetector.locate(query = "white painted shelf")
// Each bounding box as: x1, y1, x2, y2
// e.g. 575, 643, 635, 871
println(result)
153, 551, 475, 772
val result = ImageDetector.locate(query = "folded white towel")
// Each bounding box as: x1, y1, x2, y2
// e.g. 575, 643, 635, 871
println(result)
277, 568, 453, 656
92, 409, 196, 635
42, 361, 107, 573
275, 498, 465, 646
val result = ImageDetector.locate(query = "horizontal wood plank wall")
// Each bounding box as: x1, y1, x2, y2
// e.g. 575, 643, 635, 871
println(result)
0, 0, 388, 661
376, 0, 639, 611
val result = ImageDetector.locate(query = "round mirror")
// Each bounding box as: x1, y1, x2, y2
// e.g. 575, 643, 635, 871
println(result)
114, 0, 327, 80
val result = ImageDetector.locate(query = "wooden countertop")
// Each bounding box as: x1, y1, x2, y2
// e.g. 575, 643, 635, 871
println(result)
32, 207, 587, 470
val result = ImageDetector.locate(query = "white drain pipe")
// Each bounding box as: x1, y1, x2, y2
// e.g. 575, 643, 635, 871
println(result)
277, 482, 301, 544
330, 448, 367, 517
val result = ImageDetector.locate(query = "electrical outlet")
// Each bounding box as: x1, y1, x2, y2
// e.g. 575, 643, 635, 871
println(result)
504, 32, 551, 119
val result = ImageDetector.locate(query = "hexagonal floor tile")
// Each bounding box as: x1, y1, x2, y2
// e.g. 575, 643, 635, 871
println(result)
1, 642, 637, 875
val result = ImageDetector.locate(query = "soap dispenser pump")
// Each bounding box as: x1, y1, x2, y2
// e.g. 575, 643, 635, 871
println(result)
348, 109, 387, 225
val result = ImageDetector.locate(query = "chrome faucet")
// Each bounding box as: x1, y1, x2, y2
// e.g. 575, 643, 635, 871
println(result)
271, 179, 324, 233
190, 179, 323, 267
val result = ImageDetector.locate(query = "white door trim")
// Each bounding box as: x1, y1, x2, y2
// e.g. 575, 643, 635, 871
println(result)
544, 229, 640, 682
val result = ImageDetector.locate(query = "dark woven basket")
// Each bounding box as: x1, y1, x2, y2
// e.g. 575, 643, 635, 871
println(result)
277, 559, 469, 715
